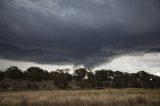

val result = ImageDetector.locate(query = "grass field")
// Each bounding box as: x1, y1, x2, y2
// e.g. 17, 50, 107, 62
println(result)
0, 89, 160, 106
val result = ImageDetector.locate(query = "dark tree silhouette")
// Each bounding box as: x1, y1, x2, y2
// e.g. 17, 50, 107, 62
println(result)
0, 71, 4, 81
73, 68, 88, 88
50, 69, 72, 89
95, 70, 114, 81
95, 69, 114, 87
43, 70, 51, 80
73, 68, 88, 82
0, 66, 160, 89
26, 67, 45, 81
86, 71, 96, 88
5, 66, 23, 80
112, 71, 125, 88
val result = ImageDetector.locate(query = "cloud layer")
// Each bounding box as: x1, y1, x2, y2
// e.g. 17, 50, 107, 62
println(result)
0, 0, 160, 67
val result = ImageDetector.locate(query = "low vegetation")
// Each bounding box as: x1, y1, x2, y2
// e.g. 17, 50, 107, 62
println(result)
0, 67, 160, 106
0, 66, 160, 90
0, 89, 159, 106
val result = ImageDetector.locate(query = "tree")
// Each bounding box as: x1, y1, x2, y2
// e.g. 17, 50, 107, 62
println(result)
73, 68, 88, 82
43, 70, 51, 80
151, 75, 160, 88
86, 71, 96, 88
5, 66, 23, 80
26, 67, 45, 81
128, 73, 141, 88
123, 72, 130, 87
50, 69, 72, 89
95, 70, 114, 81
95, 69, 114, 87
137, 71, 153, 88
0, 71, 4, 81
113, 71, 125, 88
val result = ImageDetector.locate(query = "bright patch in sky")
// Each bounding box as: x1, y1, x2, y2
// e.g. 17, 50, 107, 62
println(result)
94, 53, 160, 76
0, 59, 74, 72
0, 53, 160, 76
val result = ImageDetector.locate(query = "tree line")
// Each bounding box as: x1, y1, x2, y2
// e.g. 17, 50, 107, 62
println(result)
0, 66, 160, 89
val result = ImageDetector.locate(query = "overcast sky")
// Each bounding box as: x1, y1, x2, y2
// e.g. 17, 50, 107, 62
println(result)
0, 0, 160, 75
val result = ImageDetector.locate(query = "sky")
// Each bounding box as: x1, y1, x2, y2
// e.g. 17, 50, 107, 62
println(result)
0, 0, 160, 75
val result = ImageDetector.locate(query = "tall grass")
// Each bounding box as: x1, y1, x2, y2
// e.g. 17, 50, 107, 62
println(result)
0, 89, 159, 106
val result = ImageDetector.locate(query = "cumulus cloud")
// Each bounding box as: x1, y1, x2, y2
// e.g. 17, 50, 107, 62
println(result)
0, 0, 160, 67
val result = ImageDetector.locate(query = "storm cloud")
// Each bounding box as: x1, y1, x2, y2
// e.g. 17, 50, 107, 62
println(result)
0, 0, 160, 67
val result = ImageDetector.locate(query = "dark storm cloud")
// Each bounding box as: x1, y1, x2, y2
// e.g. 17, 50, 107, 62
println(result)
0, 0, 160, 67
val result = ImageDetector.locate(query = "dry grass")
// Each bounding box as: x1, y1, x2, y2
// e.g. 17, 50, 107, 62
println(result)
0, 89, 160, 106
